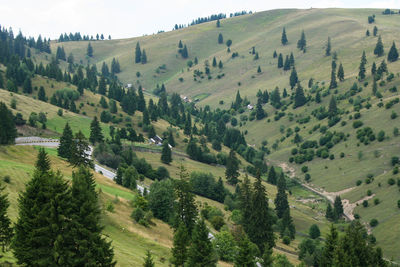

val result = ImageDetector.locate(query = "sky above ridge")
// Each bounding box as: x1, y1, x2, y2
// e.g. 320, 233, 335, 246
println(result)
0, 0, 399, 39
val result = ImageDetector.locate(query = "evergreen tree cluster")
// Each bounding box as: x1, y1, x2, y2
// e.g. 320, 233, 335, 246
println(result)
0, 102, 18, 145
135, 42, 147, 64
325, 196, 344, 221
13, 149, 115, 265
177, 41, 189, 58
58, 32, 111, 42
277, 52, 295, 70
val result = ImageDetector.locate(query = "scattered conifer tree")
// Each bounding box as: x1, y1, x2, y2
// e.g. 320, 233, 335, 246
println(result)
58, 123, 74, 159
277, 53, 284, 68
181, 45, 188, 59
297, 30, 306, 51
294, 82, 307, 108
161, 140, 172, 164
218, 33, 223, 44
89, 116, 104, 145
234, 233, 257, 267
358, 51, 367, 80
226, 150, 239, 185
0, 102, 17, 145
141, 49, 147, 64
171, 222, 189, 266
87, 42, 93, 57
373, 26, 378, 36
374, 35, 384, 57
388, 41, 399, 62
143, 250, 155, 267
186, 219, 217, 266
135, 42, 142, 63
289, 67, 298, 89
337, 63, 344, 81
326, 37, 331, 56
281, 27, 288, 45
275, 174, 289, 219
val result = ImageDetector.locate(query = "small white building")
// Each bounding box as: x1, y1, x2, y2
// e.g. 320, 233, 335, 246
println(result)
247, 104, 254, 110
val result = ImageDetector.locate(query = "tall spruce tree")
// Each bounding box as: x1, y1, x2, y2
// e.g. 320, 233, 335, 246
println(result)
35, 148, 51, 173
239, 174, 253, 234
0, 102, 17, 145
333, 195, 343, 221
70, 131, 92, 167
388, 41, 399, 62
277, 53, 283, 68
135, 42, 142, 63
283, 55, 291, 70
89, 116, 104, 145
326, 37, 331, 56
274, 174, 289, 219
0, 183, 13, 252
143, 250, 155, 267
325, 203, 334, 221
267, 166, 277, 185
181, 45, 189, 59
289, 67, 298, 89
161, 140, 172, 164
297, 30, 306, 51
218, 33, 223, 44
358, 51, 367, 81
13, 151, 73, 265
87, 42, 93, 57
281, 27, 288, 45
98, 76, 107, 95
174, 165, 197, 235
248, 173, 275, 253
58, 123, 73, 159
373, 26, 378, 36
67, 167, 115, 266
141, 49, 147, 64
137, 87, 146, 112
320, 224, 338, 267
171, 222, 189, 266
234, 233, 257, 267
374, 35, 384, 57
294, 82, 307, 108
256, 97, 265, 120
225, 149, 239, 185
329, 62, 337, 89
186, 219, 217, 266
337, 63, 344, 81
328, 97, 337, 118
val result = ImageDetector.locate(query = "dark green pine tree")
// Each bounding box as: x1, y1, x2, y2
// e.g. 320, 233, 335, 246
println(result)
257, 66, 262, 73
35, 148, 51, 173
87, 42, 93, 57
294, 82, 307, 108
333, 195, 343, 221
329, 62, 337, 89
70, 131, 92, 168
218, 60, 223, 69
373, 26, 378, 36
320, 224, 338, 267
274, 173, 289, 219
141, 49, 147, 64
135, 42, 142, 63
174, 165, 197, 235
218, 33, 223, 44
58, 123, 74, 159
89, 116, 104, 145
280, 208, 296, 240
161, 140, 172, 164
0, 102, 17, 145
262, 246, 273, 267
297, 30, 306, 51
358, 51, 367, 81
255, 97, 265, 120
181, 45, 189, 59
186, 219, 217, 266
13, 152, 73, 265
184, 112, 191, 135
289, 52, 295, 66
325, 203, 334, 221
216, 19, 220, 28
234, 233, 256, 267
0, 183, 13, 252
248, 173, 275, 253
239, 174, 253, 234
225, 149, 239, 185
316, 91, 321, 103
374, 35, 384, 57
212, 57, 217, 67
289, 67, 298, 89
337, 63, 344, 81
143, 250, 155, 267
283, 55, 291, 71
277, 53, 283, 68
371, 62, 376, 75
388, 41, 399, 62
142, 108, 150, 126
23, 77, 32, 94
178, 40, 183, 48
98, 75, 107, 95
372, 77, 378, 96
137, 87, 146, 112
67, 167, 115, 266
328, 97, 337, 118
267, 166, 277, 185
281, 27, 288, 45
326, 37, 331, 56
171, 222, 189, 266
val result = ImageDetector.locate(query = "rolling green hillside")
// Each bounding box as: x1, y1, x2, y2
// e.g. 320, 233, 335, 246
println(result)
52, 8, 400, 262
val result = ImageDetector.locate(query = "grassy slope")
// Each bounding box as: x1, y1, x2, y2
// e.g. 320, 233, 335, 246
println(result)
54, 8, 400, 261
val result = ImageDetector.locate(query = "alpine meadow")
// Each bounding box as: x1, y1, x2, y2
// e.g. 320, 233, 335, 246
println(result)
1, 4, 400, 267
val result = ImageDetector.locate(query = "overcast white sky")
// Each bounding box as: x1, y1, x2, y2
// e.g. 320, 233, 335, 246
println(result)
0, 0, 399, 40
